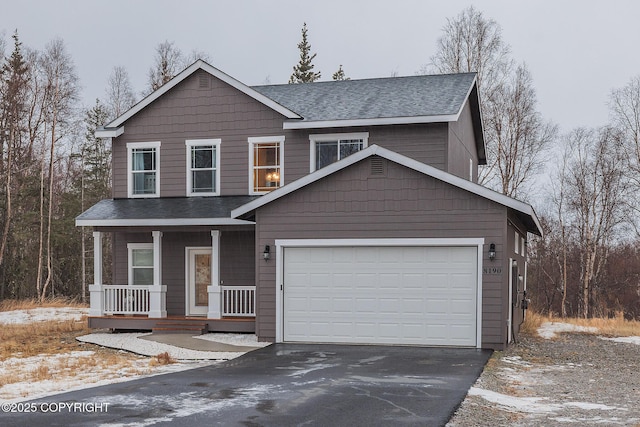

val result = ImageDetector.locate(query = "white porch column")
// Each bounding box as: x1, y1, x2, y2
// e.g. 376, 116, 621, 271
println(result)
88, 231, 103, 317
148, 230, 167, 318
207, 230, 222, 318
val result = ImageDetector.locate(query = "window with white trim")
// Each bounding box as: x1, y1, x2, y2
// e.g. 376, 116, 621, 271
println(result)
310, 132, 369, 171
514, 231, 519, 255
249, 136, 284, 194
127, 142, 160, 197
186, 139, 221, 196
128, 243, 153, 286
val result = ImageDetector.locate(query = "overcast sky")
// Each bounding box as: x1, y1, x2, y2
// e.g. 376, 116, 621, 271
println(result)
2, 0, 640, 134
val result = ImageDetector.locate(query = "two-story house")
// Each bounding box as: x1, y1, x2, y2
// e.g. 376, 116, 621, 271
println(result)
77, 60, 541, 350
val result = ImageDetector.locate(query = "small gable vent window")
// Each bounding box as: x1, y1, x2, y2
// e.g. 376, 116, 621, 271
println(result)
199, 73, 210, 89
310, 132, 369, 172
370, 156, 385, 176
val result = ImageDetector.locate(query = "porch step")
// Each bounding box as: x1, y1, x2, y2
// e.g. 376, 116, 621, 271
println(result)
152, 322, 208, 335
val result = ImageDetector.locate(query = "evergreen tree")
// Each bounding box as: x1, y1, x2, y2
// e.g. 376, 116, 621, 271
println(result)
289, 23, 321, 84
332, 64, 349, 81
0, 31, 29, 299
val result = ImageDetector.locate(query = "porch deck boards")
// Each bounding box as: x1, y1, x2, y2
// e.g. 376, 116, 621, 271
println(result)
88, 316, 255, 333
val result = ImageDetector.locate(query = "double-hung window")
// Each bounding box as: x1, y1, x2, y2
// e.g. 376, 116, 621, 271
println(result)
249, 136, 284, 194
310, 132, 368, 171
127, 142, 161, 198
128, 243, 154, 286
186, 139, 221, 196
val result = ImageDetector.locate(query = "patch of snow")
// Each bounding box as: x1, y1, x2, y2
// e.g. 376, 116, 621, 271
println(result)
537, 322, 599, 339
469, 387, 555, 414
77, 332, 249, 360
0, 350, 210, 403
470, 387, 627, 415
193, 332, 271, 347
0, 307, 88, 324
600, 336, 640, 346
501, 356, 533, 367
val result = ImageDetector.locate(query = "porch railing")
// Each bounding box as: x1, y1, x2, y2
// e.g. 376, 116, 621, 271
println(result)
222, 286, 256, 317
103, 285, 150, 315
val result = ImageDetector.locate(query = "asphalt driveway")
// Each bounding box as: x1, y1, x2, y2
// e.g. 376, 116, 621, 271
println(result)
2, 344, 491, 427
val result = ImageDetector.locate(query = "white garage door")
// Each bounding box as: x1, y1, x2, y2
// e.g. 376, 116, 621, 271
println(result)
282, 245, 479, 347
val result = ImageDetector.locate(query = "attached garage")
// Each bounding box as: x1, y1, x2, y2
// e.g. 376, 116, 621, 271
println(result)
276, 239, 484, 348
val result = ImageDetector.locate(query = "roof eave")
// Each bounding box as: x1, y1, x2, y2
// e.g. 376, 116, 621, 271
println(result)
95, 126, 124, 138
283, 114, 460, 130
75, 218, 255, 227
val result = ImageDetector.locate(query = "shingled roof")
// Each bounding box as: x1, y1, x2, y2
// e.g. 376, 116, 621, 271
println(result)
252, 73, 477, 124
76, 196, 259, 227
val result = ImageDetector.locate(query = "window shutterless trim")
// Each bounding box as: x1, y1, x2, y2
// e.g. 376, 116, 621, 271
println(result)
185, 139, 221, 197
309, 132, 369, 172
248, 136, 285, 195
127, 141, 161, 198
127, 243, 154, 286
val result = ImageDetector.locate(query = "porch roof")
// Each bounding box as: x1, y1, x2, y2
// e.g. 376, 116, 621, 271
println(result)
76, 196, 259, 227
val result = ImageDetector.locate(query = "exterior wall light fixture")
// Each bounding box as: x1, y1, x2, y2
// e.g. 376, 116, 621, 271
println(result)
263, 245, 271, 261
488, 243, 496, 261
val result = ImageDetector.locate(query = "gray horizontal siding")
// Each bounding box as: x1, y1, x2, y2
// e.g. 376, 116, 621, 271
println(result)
253, 157, 508, 349
112, 70, 286, 198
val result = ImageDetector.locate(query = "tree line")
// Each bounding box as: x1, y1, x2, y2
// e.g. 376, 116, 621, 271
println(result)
0, 9, 639, 319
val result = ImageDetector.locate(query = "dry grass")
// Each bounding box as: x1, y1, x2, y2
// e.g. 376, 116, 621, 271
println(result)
0, 297, 88, 312
523, 311, 640, 337
0, 318, 90, 360
150, 351, 176, 366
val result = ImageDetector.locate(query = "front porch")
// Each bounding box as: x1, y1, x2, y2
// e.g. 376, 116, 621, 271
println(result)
87, 226, 257, 333
87, 315, 256, 333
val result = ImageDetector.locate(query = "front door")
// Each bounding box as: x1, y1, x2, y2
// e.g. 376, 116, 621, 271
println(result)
187, 248, 211, 316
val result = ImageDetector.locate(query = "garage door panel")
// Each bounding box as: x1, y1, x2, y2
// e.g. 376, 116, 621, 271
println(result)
283, 245, 478, 347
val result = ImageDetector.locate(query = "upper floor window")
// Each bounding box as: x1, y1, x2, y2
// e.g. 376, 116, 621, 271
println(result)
127, 141, 161, 198
186, 139, 221, 196
249, 136, 284, 194
310, 132, 369, 172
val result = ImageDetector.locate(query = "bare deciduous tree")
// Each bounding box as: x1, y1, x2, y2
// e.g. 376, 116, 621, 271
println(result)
147, 40, 184, 94
484, 64, 557, 198
610, 76, 640, 233
105, 66, 136, 120
429, 6, 555, 198
563, 127, 628, 318
37, 38, 79, 301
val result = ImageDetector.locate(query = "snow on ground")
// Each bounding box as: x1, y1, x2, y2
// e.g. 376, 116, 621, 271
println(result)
469, 387, 625, 414
537, 322, 599, 339
77, 332, 266, 360
195, 332, 271, 348
0, 306, 266, 403
0, 307, 88, 324
0, 350, 210, 403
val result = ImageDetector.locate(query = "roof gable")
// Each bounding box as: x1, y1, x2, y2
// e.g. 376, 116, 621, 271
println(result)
232, 145, 541, 236
96, 60, 301, 137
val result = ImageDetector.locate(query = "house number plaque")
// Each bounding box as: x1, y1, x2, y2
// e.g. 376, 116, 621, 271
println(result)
483, 267, 503, 275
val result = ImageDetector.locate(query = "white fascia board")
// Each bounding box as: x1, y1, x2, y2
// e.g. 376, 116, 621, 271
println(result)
95, 126, 124, 138
105, 60, 301, 129
232, 144, 542, 235
282, 114, 459, 130
75, 218, 255, 227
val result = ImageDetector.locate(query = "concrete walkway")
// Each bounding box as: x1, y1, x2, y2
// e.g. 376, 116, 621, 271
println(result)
140, 333, 260, 352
